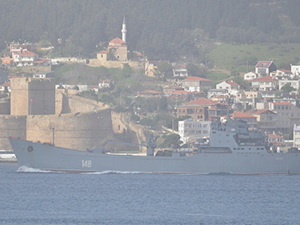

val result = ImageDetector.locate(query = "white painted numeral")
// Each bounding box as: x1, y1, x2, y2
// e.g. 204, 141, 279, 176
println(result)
82, 160, 92, 168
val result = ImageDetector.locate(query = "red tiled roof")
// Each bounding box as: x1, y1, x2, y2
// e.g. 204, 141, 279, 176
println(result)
98, 50, 109, 54
252, 76, 275, 82
183, 76, 210, 82
184, 98, 216, 106
136, 52, 143, 57
15, 50, 37, 56
166, 90, 189, 94
0, 81, 10, 87
35, 59, 49, 63
226, 81, 239, 86
109, 38, 126, 44
268, 134, 283, 138
255, 61, 273, 68
278, 69, 292, 73
230, 112, 256, 118
273, 102, 293, 105
174, 65, 186, 68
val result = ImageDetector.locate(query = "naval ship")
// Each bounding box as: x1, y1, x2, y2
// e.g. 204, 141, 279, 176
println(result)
9, 110, 300, 174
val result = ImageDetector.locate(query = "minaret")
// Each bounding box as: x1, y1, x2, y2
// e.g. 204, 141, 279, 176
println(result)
121, 16, 127, 43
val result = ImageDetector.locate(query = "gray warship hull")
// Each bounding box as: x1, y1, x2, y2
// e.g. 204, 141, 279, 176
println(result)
9, 138, 300, 174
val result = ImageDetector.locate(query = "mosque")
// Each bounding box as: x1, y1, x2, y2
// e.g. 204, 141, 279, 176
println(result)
89, 17, 144, 69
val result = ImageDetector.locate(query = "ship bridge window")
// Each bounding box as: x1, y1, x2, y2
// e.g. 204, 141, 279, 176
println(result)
261, 148, 264, 150
233, 148, 236, 150
241, 148, 244, 150
257, 148, 260, 150
237, 148, 240, 150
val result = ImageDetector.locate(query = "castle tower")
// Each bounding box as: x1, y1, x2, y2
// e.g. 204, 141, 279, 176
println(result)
121, 16, 127, 43
11, 77, 55, 115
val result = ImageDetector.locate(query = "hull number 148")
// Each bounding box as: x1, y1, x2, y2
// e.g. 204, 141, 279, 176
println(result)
82, 160, 92, 168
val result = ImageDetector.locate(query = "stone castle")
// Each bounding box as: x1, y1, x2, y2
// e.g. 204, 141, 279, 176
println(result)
0, 77, 147, 151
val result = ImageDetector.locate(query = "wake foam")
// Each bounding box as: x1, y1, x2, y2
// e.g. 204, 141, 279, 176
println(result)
84, 170, 151, 175
17, 166, 51, 173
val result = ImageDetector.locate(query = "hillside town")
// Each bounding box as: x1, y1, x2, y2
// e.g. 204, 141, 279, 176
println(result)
1, 17, 300, 153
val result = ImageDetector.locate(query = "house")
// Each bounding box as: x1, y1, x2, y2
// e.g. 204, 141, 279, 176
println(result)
181, 76, 212, 92
89, 85, 99, 94
99, 80, 112, 89
145, 60, 159, 77
33, 71, 55, 78
251, 76, 277, 91
248, 109, 277, 131
178, 119, 211, 144
12, 49, 38, 66
34, 59, 51, 66
177, 98, 216, 120
290, 64, 300, 76
269, 102, 300, 132
270, 69, 292, 79
164, 90, 189, 97
216, 80, 240, 90
293, 124, 300, 148
268, 133, 284, 149
278, 79, 300, 93
207, 89, 228, 99
216, 80, 240, 96
172, 65, 188, 77
163, 85, 184, 94
10, 44, 37, 56
1, 57, 13, 65
273, 98, 299, 107
207, 103, 229, 121
243, 72, 258, 81
236, 91, 260, 107
210, 95, 227, 103
255, 61, 277, 75
0, 81, 11, 92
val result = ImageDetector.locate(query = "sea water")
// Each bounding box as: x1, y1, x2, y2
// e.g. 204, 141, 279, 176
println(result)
0, 163, 300, 225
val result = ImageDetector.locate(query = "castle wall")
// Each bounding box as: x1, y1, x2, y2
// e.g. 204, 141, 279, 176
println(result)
26, 109, 113, 151
111, 112, 147, 151
10, 65, 52, 73
0, 115, 26, 150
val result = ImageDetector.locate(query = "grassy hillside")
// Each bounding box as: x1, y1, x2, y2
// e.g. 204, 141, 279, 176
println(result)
209, 43, 300, 73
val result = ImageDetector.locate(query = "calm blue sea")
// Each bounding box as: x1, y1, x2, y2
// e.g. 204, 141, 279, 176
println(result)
0, 163, 300, 225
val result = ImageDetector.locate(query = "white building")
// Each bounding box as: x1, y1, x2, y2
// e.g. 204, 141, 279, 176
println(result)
278, 79, 300, 93
178, 119, 211, 144
244, 72, 258, 81
291, 65, 300, 76
172, 65, 188, 77
294, 124, 300, 148
13, 49, 38, 66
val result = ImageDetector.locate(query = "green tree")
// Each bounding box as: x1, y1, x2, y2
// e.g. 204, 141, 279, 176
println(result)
157, 62, 173, 78
186, 63, 200, 77
281, 83, 296, 92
